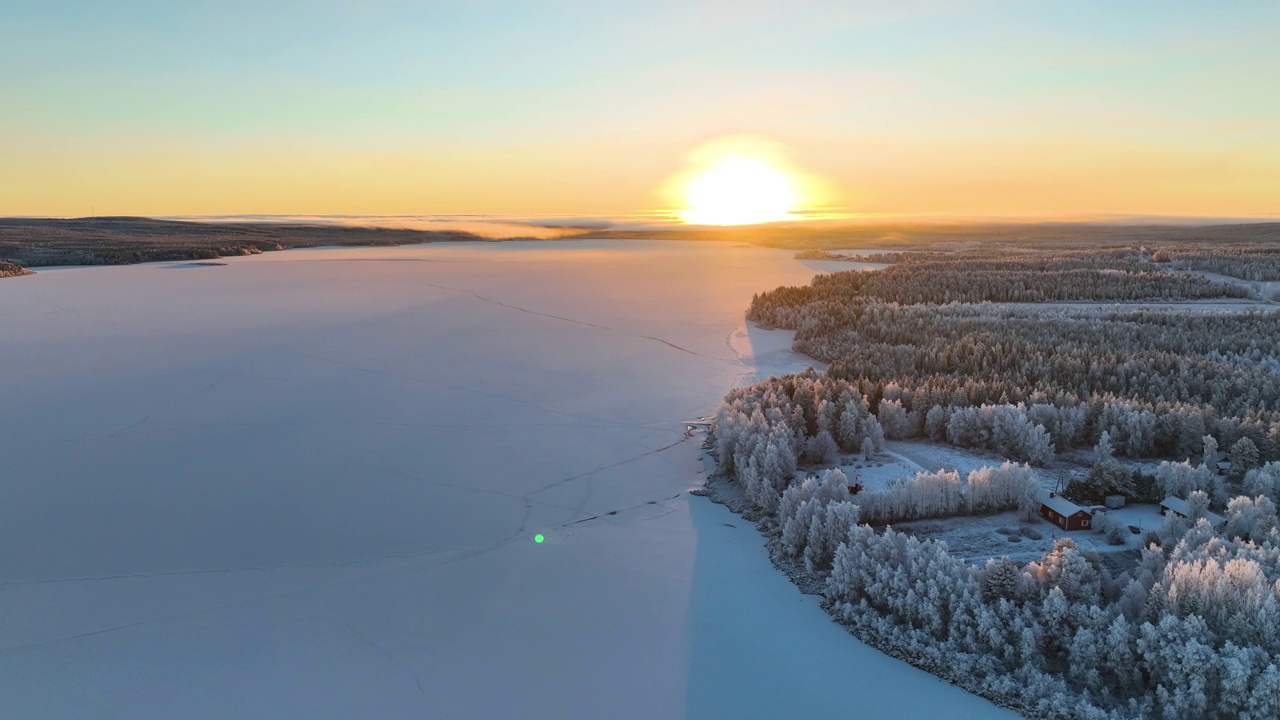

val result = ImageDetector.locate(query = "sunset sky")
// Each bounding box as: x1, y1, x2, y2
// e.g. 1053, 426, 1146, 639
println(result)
2, 1, 1277, 220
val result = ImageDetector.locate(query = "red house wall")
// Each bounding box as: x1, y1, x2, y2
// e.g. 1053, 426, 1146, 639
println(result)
1039, 504, 1092, 531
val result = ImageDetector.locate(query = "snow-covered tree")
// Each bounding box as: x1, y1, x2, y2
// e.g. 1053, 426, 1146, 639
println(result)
981, 557, 1019, 603
1201, 434, 1219, 470
1155, 460, 1220, 502
802, 429, 839, 465
1095, 430, 1115, 461
1244, 461, 1280, 503
877, 398, 912, 439
1223, 495, 1278, 542
1230, 436, 1261, 476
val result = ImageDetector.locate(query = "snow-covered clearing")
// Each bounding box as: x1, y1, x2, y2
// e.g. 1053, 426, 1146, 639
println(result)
983, 299, 1275, 313
0, 240, 1015, 719
886, 440, 1062, 490
1171, 267, 1280, 304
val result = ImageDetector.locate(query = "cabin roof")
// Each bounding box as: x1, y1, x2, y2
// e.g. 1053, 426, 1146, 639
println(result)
1160, 496, 1225, 526
1041, 492, 1088, 518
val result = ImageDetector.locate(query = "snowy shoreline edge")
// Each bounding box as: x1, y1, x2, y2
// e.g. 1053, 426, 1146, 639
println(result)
692, 444, 1030, 718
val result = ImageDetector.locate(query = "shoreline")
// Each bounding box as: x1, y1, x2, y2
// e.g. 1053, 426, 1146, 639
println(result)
692, 466, 1032, 717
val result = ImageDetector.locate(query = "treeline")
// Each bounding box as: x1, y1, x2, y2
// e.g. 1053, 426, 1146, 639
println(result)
1153, 244, 1280, 282
713, 373, 885, 511
747, 297, 1280, 462
0, 217, 492, 268
852, 463, 1040, 525
711, 390, 1280, 717
757, 249, 1251, 305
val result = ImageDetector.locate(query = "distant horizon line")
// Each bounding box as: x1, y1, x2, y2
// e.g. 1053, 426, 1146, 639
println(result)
6, 211, 1280, 232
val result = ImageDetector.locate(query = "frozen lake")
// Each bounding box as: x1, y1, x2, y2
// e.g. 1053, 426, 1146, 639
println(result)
0, 240, 1016, 719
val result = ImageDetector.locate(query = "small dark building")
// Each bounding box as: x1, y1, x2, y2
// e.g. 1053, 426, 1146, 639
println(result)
1039, 492, 1093, 531
1160, 496, 1226, 527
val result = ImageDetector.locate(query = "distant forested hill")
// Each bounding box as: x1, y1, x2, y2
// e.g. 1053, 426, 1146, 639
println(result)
0, 217, 493, 269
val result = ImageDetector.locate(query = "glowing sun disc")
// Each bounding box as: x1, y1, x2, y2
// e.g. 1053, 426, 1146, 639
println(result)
678, 156, 799, 226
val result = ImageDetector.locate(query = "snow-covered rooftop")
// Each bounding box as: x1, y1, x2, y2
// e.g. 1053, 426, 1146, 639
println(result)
1040, 492, 1088, 517
1160, 496, 1226, 526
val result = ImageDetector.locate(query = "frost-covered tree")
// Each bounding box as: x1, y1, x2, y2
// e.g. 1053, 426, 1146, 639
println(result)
835, 398, 869, 452
1223, 495, 1278, 542
778, 469, 848, 557
1244, 461, 1280, 503
860, 415, 886, 456
1156, 460, 1220, 502
924, 404, 949, 441
877, 398, 912, 440
1230, 436, 1261, 477
981, 557, 1019, 603
804, 501, 860, 572
802, 429, 839, 465
1201, 434, 1219, 470
1095, 430, 1115, 461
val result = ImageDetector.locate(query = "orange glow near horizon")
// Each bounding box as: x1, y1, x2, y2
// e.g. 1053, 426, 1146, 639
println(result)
3, 5, 1278, 221
678, 155, 800, 225
665, 136, 829, 227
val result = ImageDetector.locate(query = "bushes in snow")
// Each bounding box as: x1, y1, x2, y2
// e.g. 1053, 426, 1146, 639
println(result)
1092, 512, 1131, 546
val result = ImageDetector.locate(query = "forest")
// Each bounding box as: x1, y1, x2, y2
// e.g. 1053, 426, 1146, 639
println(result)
748, 272, 1280, 462
710, 245, 1280, 718
1153, 244, 1280, 282
757, 248, 1253, 305
0, 217, 495, 269
713, 374, 1280, 718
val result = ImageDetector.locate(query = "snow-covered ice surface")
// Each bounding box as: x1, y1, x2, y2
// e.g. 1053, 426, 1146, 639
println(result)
0, 240, 1016, 719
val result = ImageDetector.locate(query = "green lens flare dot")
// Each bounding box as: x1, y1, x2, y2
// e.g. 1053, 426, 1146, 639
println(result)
534, 534, 545, 543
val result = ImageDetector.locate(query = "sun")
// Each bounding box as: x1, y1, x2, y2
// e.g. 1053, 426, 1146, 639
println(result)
678, 155, 800, 226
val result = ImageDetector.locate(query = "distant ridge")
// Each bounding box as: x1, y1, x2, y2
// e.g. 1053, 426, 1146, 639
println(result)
0, 216, 523, 269
1, 216, 1277, 272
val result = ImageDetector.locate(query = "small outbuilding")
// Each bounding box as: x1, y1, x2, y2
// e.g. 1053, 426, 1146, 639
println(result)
1159, 496, 1225, 527
1039, 492, 1093, 531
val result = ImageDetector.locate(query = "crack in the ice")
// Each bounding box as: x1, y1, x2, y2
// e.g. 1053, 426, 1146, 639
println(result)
340, 622, 433, 709
0, 544, 465, 588
105, 374, 226, 438
419, 280, 746, 368
564, 492, 684, 527
272, 346, 659, 433
524, 436, 690, 498
0, 536, 523, 653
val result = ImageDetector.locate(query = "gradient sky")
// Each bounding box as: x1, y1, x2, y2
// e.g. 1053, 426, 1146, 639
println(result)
2, 1, 1278, 219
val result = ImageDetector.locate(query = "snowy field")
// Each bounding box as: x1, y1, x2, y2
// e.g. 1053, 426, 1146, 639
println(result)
886, 440, 1063, 490
0, 240, 1016, 719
